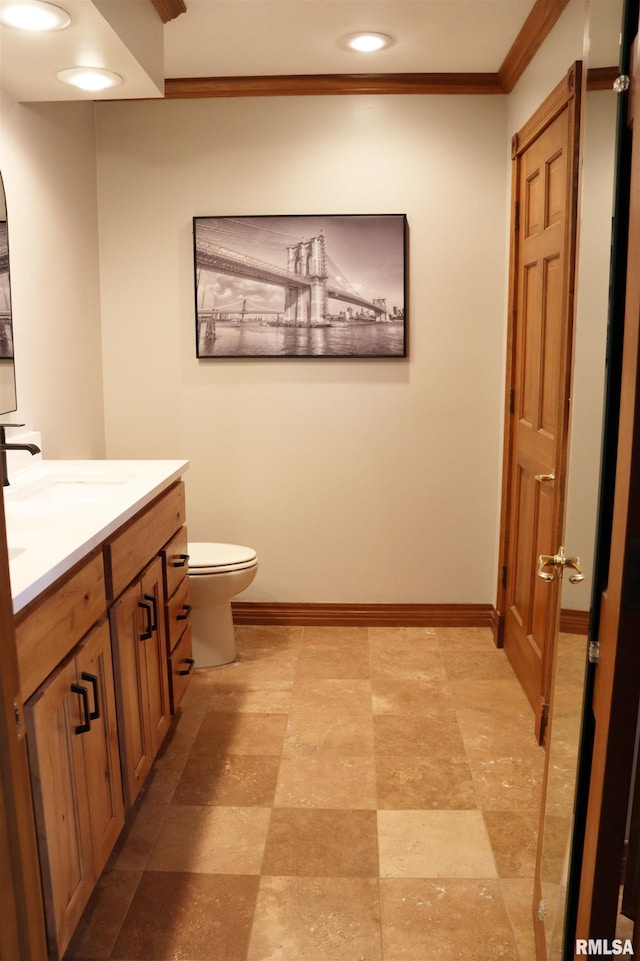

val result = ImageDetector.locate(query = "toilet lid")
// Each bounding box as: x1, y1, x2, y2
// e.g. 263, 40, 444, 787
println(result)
188, 542, 257, 572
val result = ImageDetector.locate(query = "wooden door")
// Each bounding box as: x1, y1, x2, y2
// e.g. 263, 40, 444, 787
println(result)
497, 64, 582, 742
573, 2, 640, 944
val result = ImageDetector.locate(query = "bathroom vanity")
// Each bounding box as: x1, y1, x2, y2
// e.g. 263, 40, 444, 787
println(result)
5, 460, 192, 959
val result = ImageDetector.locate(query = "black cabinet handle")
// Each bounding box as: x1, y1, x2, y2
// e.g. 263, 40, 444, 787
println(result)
71, 683, 91, 734
176, 604, 192, 621
172, 553, 190, 568
178, 658, 195, 676
81, 672, 100, 721
138, 600, 153, 640
143, 593, 158, 632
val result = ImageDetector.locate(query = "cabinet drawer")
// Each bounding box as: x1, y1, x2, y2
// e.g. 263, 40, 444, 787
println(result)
166, 576, 192, 653
105, 482, 186, 600
162, 525, 189, 600
16, 553, 106, 701
169, 623, 193, 713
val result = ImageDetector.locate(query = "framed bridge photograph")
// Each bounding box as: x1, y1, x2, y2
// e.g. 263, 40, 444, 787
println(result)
193, 214, 406, 358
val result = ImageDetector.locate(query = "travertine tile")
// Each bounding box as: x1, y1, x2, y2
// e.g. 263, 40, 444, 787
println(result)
501, 877, 539, 961
469, 754, 544, 812
368, 626, 438, 649
376, 756, 476, 809
283, 711, 375, 756
247, 876, 382, 961
483, 810, 539, 878
448, 677, 532, 715
147, 804, 271, 874
380, 877, 518, 960
373, 712, 465, 756
372, 678, 453, 715
369, 646, 446, 682
455, 706, 540, 760
235, 624, 304, 649
174, 753, 281, 806
64, 869, 141, 959
262, 808, 378, 877
189, 710, 288, 756
289, 678, 373, 716
433, 626, 496, 651
377, 810, 497, 878
208, 680, 293, 713
112, 872, 259, 961
275, 754, 377, 808
441, 649, 517, 681
295, 643, 371, 679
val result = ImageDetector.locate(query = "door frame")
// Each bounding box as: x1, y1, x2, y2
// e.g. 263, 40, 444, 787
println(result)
494, 62, 583, 743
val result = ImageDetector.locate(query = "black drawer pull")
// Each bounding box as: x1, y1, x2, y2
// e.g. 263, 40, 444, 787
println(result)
176, 604, 192, 621
143, 593, 158, 631
81, 672, 100, 721
138, 600, 153, 640
71, 683, 91, 734
178, 658, 195, 676
173, 553, 190, 568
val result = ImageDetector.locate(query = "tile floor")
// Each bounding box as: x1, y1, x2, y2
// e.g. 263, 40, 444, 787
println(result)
64, 625, 545, 961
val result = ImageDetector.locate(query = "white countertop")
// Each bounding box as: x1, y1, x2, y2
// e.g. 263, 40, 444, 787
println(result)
5, 459, 189, 613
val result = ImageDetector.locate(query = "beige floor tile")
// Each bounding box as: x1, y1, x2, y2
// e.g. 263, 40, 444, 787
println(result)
369, 646, 446, 682
377, 810, 497, 878
235, 624, 304, 649
470, 754, 544, 812
208, 680, 293, 713
380, 877, 518, 960
289, 678, 373, 716
433, 626, 496, 651
372, 678, 453, 715
283, 711, 375, 756
301, 625, 370, 645
247, 876, 382, 961
64, 869, 142, 960
368, 626, 438, 649
262, 808, 379, 877
189, 710, 288, 756
112, 872, 259, 961
449, 677, 532, 715
295, 644, 371, 679
147, 804, 271, 874
373, 712, 466, 756
275, 754, 377, 808
455, 706, 540, 760
500, 878, 538, 961
442, 649, 517, 681
484, 810, 539, 878
174, 754, 281, 806
376, 756, 476, 809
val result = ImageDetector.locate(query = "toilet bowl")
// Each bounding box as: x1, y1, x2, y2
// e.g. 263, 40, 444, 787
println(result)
188, 542, 258, 667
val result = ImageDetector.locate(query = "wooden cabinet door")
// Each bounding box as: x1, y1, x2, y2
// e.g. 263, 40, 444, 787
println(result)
26, 656, 93, 959
76, 621, 124, 876
140, 556, 171, 758
25, 620, 124, 959
110, 556, 170, 807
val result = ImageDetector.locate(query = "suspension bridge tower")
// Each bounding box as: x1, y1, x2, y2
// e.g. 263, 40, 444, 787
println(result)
284, 234, 328, 326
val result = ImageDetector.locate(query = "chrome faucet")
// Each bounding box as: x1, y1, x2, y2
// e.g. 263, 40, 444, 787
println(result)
0, 423, 41, 487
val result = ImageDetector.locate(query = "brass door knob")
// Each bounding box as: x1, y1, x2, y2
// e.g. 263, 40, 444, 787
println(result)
537, 546, 585, 583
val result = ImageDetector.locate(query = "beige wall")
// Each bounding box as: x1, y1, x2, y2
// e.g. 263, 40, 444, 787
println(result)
95, 94, 508, 603
0, 91, 106, 457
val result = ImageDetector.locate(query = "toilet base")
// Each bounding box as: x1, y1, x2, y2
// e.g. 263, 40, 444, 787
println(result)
191, 598, 236, 667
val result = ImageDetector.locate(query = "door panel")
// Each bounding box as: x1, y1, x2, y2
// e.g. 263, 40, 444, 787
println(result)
499, 65, 582, 741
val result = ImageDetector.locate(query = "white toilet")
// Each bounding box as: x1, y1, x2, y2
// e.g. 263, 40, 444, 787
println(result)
188, 542, 258, 666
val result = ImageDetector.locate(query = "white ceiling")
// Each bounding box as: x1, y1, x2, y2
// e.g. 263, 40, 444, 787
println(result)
0, 0, 622, 103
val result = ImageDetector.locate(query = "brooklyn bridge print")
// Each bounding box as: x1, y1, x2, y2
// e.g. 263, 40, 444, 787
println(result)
193, 214, 406, 358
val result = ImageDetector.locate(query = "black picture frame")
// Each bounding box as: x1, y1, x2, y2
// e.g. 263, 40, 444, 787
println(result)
193, 214, 407, 358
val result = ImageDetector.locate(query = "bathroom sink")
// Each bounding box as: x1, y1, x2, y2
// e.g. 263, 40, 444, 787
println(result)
8, 472, 135, 506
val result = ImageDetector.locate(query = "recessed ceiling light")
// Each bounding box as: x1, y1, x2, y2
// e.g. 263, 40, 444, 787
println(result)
0, 1, 70, 31
57, 67, 123, 92
342, 32, 395, 53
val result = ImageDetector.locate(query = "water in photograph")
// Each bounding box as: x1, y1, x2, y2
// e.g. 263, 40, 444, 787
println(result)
199, 322, 405, 357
